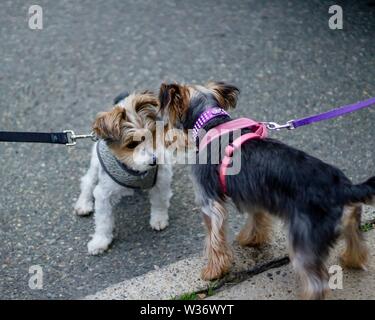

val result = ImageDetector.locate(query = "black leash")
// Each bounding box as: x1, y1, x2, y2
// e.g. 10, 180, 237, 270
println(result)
0, 130, 96, 146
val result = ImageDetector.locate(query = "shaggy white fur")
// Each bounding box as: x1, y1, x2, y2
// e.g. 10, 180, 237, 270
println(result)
74, 91, 173, 255
74, 143, 173, 255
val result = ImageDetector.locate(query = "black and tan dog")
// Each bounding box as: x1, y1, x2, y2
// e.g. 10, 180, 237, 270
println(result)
159, 81, 375, 299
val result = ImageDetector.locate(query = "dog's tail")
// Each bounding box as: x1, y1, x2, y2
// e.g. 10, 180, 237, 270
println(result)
346, 176, 375, 206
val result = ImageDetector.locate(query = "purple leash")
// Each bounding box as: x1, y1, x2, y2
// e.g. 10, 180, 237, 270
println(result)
265, 96, 375, 130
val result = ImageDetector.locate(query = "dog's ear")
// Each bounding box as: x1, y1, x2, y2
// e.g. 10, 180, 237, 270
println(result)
206, 82, 240, 110
134, 92, 158, 120
93, 106, 126, 141
135, 92, 158, 111
159, 83, 189, 125
159, 83, 181, 110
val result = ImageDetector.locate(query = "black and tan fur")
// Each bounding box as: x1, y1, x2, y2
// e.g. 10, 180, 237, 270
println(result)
159, 81, 375, 299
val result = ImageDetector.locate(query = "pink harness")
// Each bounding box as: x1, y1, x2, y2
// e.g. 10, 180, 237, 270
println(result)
195, 109, 268, 194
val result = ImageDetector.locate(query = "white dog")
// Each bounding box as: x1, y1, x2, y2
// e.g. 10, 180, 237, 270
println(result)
74, 92, 173, 255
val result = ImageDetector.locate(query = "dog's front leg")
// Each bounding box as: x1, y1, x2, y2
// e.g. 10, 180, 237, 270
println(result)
74, 144, 99, 216
148, 164, 173, 231
201, 200, 233, 281
87, 181, 121, 255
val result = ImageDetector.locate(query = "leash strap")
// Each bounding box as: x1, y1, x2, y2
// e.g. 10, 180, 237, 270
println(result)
265, 96, 375, 130
291, 96, 375, 128
0, 131, 69, 145
0, 130, 96, 146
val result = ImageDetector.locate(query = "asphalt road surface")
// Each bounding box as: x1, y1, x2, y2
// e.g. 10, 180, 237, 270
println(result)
0, 0, 374, 299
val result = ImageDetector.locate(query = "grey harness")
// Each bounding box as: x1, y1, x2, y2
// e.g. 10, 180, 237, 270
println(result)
96, 140, 158, 189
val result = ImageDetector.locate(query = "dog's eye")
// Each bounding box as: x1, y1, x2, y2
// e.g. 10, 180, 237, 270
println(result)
127, 141, 140, 149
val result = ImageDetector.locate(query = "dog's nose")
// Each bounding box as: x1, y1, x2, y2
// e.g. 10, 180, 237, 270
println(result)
150, 155, 157, 166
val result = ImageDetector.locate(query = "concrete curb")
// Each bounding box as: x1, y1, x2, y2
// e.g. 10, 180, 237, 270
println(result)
84, 206, 375, 300
209, 229, 375, 300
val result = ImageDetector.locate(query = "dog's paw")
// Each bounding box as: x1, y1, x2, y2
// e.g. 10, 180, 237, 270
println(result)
201, 265, 226, 281
87, 235, 112, 255
201, 252, 233, 281
236, 231, 269, 247
150, 214, 169, 231
340, 250, 369, 271
74, 200, 94, 216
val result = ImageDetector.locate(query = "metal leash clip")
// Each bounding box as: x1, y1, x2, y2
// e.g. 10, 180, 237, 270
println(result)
64, 130, 98, 146
262, 120, 295, 131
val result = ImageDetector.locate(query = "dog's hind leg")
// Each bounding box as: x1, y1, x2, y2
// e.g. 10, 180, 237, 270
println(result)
74, 144, 100, 216
201, 200, 234, 281
289, 213, 333, 300
340, 205, 368, 270
290, 250, 329, 300
237, 210, 272, 247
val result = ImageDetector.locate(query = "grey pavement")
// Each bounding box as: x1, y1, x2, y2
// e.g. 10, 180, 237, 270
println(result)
0, 0, 374, 299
